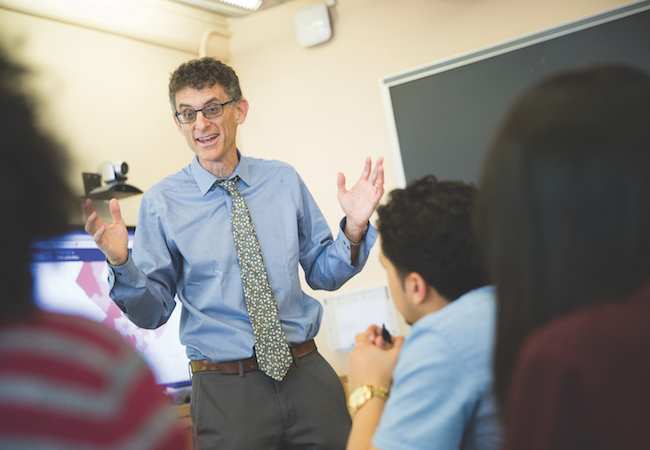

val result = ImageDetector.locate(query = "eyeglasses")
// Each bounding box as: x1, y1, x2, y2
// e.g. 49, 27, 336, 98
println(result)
174, 99, 235, 124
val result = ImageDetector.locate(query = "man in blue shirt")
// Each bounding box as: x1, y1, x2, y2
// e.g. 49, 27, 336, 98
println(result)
347, 176, 502, 450
83, 57, 384, 449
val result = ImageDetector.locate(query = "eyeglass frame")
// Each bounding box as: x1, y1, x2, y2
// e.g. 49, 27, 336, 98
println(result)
174, 99, 236, 124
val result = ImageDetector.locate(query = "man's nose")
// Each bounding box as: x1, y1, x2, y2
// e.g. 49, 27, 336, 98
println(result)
195, 109, 212, 127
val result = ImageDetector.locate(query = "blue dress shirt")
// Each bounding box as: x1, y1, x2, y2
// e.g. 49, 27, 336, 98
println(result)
372, 286, 502, 450
108, 154, 377, 362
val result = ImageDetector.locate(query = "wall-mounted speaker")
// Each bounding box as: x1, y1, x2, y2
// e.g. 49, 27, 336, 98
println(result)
294, 3, 332, 48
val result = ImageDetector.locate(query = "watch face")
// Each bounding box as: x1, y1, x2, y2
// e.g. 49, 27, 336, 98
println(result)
349, 386, 372, 415
349, 386, 366, 405
349, 385, 389, 415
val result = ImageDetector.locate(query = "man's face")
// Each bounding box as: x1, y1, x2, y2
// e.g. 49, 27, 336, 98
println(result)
174, 83, 247, 170
379, 247, 417, 325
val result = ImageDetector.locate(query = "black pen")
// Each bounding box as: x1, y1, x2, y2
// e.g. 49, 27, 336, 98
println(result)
382, 324, 393, 345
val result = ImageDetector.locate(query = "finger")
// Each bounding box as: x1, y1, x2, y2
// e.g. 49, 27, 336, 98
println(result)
377, 335, 401, 352
81, 198, 95, 222
109, 198, 124, 225
364, 325, 380, 344
365, 324, 382, 338
368, 157, 385, 186
92, 224, 107, 246
336, 172, 347, 196
354, 332, 371, 347
391, 335, 406, 351
83, 199, 106, 235
375, 335, 388, 349
358, 156, 372, 181
84, 211, 100, 235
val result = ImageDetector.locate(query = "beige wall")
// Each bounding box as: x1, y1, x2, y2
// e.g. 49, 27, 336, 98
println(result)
0, 0, 632, 380
0, 6, 198, 224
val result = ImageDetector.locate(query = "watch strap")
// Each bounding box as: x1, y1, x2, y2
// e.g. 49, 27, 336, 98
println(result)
348, 385, 389, 416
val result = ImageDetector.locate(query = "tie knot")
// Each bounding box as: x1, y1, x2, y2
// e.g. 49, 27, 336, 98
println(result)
215, 176, 240, 195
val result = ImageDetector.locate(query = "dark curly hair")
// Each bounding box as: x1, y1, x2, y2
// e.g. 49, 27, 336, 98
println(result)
377, 175, 486, 301
168, 57, 242, 109
0, 46, 75, 323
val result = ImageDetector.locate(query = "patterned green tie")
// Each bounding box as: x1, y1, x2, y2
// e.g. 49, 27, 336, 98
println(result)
216, 177, 293, 381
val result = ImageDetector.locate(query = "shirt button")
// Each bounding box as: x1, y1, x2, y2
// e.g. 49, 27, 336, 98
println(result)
117, 272, 122, 276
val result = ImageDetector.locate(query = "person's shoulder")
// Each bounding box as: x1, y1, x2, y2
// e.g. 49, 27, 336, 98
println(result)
142, 164, 194, 200
245, 155, 297, 174
20, 310, 137, 354
0, 311, 189, 450
408, 286, 497, 374
244, 155, 305, 189
524, 286, 650, 364
453, 286, 496, 313
425, 286, 496, 334
0, 310, 146, 383
519, 300, 618, 375
530, 309, 592, 343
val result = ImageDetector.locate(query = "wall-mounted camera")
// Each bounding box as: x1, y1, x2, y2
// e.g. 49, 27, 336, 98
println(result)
82, 160, 143, 200
100, 161, 130, 183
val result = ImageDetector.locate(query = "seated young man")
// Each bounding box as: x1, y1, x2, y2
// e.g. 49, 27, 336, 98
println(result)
347, 175, 502, 450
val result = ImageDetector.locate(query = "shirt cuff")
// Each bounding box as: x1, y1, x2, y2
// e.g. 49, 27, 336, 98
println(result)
338, 217, 378, 253
339, 217, 362, 250
107, 253, 136, 286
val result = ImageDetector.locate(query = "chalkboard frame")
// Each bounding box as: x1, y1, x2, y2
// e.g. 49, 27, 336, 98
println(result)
380, 1, 650, 188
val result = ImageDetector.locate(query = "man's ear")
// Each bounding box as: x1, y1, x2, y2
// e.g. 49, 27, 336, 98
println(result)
234, 97, 249, 125
404, 272, 428, 306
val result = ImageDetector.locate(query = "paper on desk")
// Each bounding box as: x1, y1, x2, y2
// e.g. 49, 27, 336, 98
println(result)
323, 285, 400, 352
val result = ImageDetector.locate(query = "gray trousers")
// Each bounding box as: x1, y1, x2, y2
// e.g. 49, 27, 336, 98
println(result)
190, 351, 351, 449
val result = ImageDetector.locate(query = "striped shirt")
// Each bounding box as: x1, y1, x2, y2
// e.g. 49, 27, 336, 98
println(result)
0, 310, 188, 449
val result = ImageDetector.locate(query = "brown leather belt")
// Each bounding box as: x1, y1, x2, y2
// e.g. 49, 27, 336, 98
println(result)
190, 339, 317, 375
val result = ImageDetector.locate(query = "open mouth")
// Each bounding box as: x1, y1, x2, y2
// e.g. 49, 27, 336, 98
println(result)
196, 134, 218, 145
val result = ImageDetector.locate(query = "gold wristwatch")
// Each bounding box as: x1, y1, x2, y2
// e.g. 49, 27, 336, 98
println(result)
348, 385, 389, 416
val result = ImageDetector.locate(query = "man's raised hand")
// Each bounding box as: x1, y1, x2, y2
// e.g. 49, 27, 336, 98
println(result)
337, 157, 385, 243
82, 198, 129, 266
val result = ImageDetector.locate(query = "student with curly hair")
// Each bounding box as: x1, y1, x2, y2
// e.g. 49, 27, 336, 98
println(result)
347, 175, 502, 450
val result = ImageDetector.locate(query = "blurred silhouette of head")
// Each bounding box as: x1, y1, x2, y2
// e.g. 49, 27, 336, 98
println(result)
0, 45, 74, 323
477, 63, 650, 418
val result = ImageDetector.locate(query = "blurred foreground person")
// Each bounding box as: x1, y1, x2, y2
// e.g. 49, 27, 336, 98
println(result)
477, 64, 650, 450
0, 47, 187, 449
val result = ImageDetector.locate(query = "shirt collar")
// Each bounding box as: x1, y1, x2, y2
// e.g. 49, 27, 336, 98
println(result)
190, 151, 251, 195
